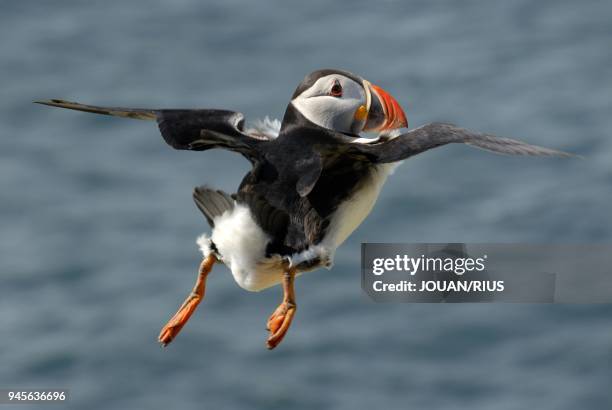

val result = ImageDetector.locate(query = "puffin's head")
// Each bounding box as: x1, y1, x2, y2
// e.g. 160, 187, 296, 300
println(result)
289, 69, 408, 135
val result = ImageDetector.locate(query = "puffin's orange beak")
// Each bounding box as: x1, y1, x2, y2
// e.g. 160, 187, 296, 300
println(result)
362, 81, 408, 131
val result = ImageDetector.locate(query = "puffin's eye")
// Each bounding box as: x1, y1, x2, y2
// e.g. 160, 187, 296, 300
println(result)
330, 81, 343, 97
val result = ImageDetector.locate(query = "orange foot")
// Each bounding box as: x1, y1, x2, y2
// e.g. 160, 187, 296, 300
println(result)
266, 301, 297, 350
158, 291, 203, 346
158, 255, 216, 346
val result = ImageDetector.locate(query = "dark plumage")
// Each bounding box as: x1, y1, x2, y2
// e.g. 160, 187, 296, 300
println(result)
36, 68, 573, 349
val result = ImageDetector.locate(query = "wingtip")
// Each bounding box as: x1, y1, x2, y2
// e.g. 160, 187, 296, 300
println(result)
33, 99, 70, 107
551, 149, 581, 159
524, 148, 579, 159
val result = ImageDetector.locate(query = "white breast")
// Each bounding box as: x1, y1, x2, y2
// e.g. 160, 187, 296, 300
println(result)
323, 162, 401, 247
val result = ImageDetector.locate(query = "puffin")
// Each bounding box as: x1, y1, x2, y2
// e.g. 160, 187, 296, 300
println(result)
37, 68, 571, 349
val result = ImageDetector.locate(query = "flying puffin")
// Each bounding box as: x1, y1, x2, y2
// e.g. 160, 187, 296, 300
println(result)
37, 68, 571, 349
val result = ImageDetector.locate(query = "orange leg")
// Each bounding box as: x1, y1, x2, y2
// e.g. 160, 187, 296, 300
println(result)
158, 254, 217, 346
266, 268, 297, 350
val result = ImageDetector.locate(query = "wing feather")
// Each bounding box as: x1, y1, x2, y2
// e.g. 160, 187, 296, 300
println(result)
351, 123, 574, 163
36, 99, 266, 162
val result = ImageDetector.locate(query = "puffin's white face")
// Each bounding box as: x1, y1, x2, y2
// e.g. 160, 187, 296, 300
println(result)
291, 74, 368, 134
290, 71, 408, 135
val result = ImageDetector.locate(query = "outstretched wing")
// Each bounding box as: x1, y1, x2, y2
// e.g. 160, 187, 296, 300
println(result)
349, 123, 574, 163
35, 99, 268, 163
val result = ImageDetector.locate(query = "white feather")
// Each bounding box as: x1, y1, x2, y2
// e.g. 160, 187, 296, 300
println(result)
289, 244, 332, 269
245, 116, 281, 139
196, 234, 213, 257
206, 203, 278, 291
352, 128, 406, 144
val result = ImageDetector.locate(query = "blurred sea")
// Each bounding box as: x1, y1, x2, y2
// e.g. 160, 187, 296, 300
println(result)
1, 1, 611, 409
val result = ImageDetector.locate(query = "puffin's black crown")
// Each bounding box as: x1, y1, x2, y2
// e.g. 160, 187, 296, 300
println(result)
290, 68, 363, 99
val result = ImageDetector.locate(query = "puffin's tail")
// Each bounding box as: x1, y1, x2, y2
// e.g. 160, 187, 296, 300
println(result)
193, 187, 234, 228
34, 99, 157, 120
